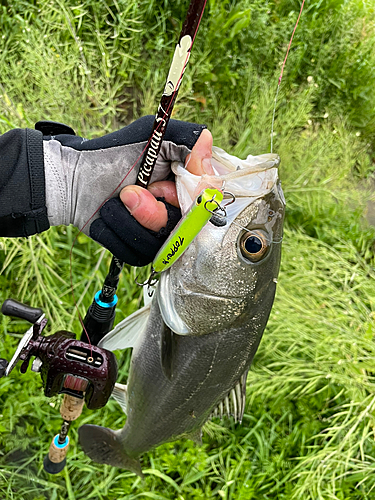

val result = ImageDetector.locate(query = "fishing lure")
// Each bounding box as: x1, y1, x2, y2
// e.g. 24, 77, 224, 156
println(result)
152, 187, 224, 274
138, 187, 224, 289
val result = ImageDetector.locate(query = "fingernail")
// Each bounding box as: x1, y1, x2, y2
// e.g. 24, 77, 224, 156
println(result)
121, 188, 140, 213
202, 157, 214, 175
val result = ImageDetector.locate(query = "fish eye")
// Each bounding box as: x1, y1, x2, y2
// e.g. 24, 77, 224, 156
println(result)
239, 230, 269, 262
196, 195, 203, 205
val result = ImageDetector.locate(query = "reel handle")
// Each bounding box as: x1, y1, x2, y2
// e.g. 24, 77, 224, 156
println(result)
1, 299, 44, 324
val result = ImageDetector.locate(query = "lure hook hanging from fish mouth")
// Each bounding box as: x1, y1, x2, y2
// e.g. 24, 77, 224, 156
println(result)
135, 270, 159, 295
204, 191, 236, 213
204, 191, 236, 227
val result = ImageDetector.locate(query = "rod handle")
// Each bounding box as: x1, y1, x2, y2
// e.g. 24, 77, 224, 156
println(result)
43, 435, 69, 474
60, 394, 85, 421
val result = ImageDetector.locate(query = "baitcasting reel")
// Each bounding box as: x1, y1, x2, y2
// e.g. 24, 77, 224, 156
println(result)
0, 298, 118, 473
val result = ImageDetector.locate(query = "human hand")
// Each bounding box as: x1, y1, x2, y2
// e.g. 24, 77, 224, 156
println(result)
90, 128, 214, 266
119, 128, 213, 232
43, 115, 212, 265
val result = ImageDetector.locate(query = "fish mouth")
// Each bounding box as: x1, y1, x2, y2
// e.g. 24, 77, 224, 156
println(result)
177, 289, 244, 301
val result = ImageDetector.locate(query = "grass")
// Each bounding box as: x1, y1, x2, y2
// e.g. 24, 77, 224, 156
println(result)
1, 0, 375, 498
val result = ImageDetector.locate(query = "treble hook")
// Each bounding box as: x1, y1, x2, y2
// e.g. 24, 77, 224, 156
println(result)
204, 191, 236, 227
135, 269, 159, 296
223, 191, 235, 207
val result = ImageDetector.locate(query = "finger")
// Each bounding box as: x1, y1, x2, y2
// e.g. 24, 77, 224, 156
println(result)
147, 129, 214, 205
185, 129, 214, 176
96, 198, 162, 259
120, 185, 168, 232
147, 181, 179, 207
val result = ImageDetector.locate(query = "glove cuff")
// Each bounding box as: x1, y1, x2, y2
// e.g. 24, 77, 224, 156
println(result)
0, 128, 49, 237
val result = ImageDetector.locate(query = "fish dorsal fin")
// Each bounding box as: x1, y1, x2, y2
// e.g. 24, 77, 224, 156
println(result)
111, 383, 128, 415
98, 304, 151, 351
210, 370, 248, 423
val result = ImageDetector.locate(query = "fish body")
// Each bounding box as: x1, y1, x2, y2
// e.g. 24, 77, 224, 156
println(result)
79, 148, 285, 473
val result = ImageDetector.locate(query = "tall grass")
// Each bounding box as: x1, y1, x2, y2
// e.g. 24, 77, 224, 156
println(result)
1, 0, 375, 498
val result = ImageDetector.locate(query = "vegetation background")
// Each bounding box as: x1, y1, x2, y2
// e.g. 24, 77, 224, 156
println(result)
0, 0, 375, 498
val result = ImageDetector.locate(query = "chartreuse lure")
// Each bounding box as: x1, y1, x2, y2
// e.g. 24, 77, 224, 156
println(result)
152, 188, 223, 274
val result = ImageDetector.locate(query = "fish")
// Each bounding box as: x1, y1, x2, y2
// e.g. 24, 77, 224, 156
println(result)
78, 146, 285, 475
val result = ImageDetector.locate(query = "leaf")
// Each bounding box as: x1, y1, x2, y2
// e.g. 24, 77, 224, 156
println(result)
142, 469, 181, 493
229, 10, 252, 40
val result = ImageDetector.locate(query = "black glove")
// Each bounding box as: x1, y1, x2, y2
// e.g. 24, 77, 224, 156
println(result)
90, 197, 182, 267
0, 116, 205, 265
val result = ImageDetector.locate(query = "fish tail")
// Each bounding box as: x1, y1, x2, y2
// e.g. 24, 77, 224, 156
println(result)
78, 424, 143, 477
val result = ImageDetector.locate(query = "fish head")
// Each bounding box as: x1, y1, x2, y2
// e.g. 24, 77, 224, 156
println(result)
157, 148, 285, 335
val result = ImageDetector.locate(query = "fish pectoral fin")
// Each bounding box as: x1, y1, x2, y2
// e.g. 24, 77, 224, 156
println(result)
111, 383, 128, 415
98, 304, 151, 351
78, 424, 143, 478
186, 427, 203, 445
157, 273, 190, 335
160, 324, 175, 380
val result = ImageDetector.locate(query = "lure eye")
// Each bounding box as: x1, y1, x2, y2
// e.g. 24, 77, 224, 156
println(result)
239, 230, 269, 262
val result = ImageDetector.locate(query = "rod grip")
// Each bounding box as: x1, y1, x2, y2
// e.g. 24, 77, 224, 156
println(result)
49, 435, 70, 463
60, 394, 85, 421
43, 435, 69, 474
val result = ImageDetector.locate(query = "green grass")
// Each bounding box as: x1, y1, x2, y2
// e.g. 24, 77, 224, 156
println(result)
1, 0, 375, 498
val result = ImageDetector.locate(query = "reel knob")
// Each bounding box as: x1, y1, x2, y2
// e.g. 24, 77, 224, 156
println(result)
0, 358, 9, 378
1, 299, 44, 324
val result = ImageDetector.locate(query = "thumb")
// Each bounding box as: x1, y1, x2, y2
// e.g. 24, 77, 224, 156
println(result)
185, 129, 214, 176
120, 185, 170, 232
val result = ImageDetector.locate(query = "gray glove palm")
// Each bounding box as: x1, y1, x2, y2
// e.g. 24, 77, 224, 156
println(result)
44, 116, 205, 235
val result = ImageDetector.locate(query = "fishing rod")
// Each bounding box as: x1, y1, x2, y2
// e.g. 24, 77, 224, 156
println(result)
81, 0, 207, 346
23, 0, 208, 474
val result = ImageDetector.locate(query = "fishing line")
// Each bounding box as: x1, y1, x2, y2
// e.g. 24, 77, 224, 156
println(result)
69, 0, 208, 342
205, 202, 282, 244
271, 0, 306, 153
